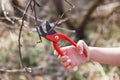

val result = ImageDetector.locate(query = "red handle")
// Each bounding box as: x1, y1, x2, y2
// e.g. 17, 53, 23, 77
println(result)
53, 42, 88, 57
52, 34, 77, 56
83, 48, 88, 57
53, 42, 64, 56
46, 33, 88, 57
63, 34, 88, 57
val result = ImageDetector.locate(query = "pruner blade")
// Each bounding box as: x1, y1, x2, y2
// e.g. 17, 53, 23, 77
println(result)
38, 21, 57, 37
46, 21, 57, 35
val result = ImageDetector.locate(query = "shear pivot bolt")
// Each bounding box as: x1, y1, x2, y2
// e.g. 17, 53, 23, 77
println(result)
54, 36, 59, 40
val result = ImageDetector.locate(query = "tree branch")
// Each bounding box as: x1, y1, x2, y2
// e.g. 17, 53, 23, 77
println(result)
53, 0, 75, 30
75, 0, 104, 40
0, 66, 42, 74
18, 0, 32, 68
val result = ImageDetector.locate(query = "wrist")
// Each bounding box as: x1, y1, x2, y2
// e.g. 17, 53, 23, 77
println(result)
88, 47, 98, 61
88, 47, 92, 61
77, 40, 90, 61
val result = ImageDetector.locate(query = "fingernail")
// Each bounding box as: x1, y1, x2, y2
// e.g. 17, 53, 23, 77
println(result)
67, 59, 71, 63
65, 66, 71, 71
58, 55, 61, 59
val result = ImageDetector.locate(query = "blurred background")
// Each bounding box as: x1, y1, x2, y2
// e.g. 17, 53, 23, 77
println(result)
0, 0, 120, 80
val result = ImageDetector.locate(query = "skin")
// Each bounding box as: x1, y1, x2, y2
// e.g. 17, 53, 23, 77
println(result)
89, 47, 120, 66
54, 40, 120, 71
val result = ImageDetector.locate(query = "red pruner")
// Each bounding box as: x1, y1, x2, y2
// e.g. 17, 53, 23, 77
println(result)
38, 21, 88, 57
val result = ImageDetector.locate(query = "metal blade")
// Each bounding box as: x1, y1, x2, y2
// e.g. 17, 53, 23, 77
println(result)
38, 26, 46, 37
46, 21, 57, 35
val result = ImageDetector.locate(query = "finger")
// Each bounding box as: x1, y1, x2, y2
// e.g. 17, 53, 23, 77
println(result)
54, 50, 59, 56
65, 65, 72, 71
62, 59, 72, 67
77, 40, 84, 54
83, 41, 89, 58
54, 49, 67, 56
64, 60, 75, 71
60, 56, 69, 63
77, 40, 89, 58
54, 45, 73, 56
57, 55, 61, 59
57, 52, 67, 60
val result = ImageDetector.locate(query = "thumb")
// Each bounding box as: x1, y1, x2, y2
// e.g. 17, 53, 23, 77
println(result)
77, 40, 89, 60
54, 50, 59, 56
77, 40, 84, 54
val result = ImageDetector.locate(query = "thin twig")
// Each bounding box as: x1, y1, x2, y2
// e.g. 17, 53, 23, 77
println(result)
18, 0, 32, 69
0, 66, 42, 74
64, 0, 75, 8
48, 0, 75, 33
79, 0, 104, 28
76, 0, 104, 40
30, 3, 34, 12
33, 0, 41, 7
13, 4, 43, 22
33, 0, 42, 43
48, 13, 64, 33
1, 0, 14, 24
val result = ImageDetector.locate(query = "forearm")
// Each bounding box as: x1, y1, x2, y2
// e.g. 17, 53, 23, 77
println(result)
89, 47, 120, 66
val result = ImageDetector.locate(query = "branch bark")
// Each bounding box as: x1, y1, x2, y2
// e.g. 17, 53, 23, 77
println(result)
18, 0, 32, 68
53, 0, 75, 30
53, 0, 104, 41
75, 0, 104, 41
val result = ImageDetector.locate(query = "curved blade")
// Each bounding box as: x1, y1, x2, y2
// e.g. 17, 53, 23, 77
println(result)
46, 21, 57, 35
38, 26, 46, 37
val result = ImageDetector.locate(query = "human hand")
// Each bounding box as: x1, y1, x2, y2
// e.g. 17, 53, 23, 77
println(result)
54, 40, 89, 71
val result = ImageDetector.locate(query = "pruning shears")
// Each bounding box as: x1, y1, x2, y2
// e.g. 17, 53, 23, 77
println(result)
37, 21, 88, 57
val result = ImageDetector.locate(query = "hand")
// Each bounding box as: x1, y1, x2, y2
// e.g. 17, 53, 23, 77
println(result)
54, 40, 89, 71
